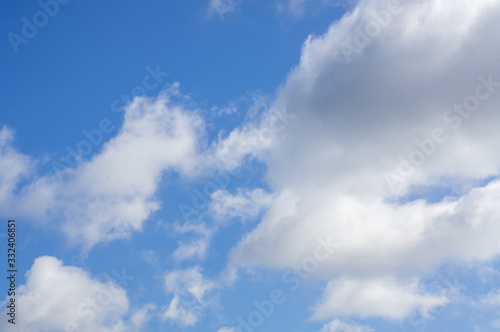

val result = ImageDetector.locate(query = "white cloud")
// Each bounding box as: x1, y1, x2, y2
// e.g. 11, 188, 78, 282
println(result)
165, 266, 215, 302
209, 0, 345, 20
482, 289, 500, 307
171, 223, 213, 262
14, 90, 204, 250
0, 85, 293, 252
276, 0, 356, 18
0, 83, 293, 253
172, 239, 211, 261
226, 0, 500, 322
0, 126, 33, 211
208, 0, 242, 20
0, 256, 152, 332
276, 0, 349, 17
313, 278, 446, 321
163, 295, 199, 327
129, 304, 156, 328
210, 188, 273, 222
209, 119, 273, 172
162, 266, 216, 326
208, 105, 295, 172
217, 327, 236, 332
319, 319, 373, 332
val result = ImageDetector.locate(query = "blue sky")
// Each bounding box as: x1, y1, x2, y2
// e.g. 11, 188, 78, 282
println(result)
2, 0, 500, 331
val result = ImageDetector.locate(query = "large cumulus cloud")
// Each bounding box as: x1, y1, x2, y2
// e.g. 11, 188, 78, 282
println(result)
228, 0, 500, 323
